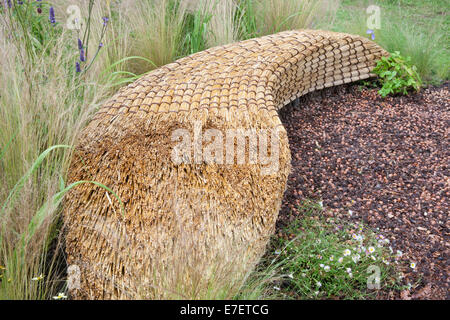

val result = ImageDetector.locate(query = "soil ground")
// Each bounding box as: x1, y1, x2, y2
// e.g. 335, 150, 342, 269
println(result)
277, 82, 449, 300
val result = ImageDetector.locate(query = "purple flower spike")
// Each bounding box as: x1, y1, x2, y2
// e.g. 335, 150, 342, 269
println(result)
77, 38, 83, 50
102, 16, 109, 26
49, 6, 56, 24
99, 42, 103, 48
75, 62, 81, 73
366, 29, 375, 41
79, 48, 85, 62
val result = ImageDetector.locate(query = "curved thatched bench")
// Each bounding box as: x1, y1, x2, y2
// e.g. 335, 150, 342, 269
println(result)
63, 29, 387, 299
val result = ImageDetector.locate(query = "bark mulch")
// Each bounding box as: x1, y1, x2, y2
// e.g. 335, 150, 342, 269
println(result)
278, 82, 449, 300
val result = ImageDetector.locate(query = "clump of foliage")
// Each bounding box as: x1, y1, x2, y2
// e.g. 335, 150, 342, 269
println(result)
239, 200, 401, 300
373, 51, 422, 97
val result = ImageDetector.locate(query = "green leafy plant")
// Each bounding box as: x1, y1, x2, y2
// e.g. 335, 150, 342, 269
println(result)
373, 51, 422, 97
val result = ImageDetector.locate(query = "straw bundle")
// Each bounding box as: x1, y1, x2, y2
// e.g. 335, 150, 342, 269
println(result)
63, 30, 387, 299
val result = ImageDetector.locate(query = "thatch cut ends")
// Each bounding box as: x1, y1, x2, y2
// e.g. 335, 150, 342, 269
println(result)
63, 29, 388, 299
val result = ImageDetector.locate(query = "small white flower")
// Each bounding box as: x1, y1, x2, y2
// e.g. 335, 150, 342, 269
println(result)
318, 201, 323, 209
396, 250, 403, 257
410, 262, 416, 269
346, 267, 352, 273
273, 286, 281, 291
368, 246, 375, 254
319, 264, 325, 268
324, 265, 330, 272
53, 293, 67, 300
343, 249, 351, 256
352, 233, 358, 240
338, 257, 344, 263
348, 210, 353, 216
348, 272, 353, 278
329, 256, 334, 261
274, 249, 281, 255
316, 281, 322, 288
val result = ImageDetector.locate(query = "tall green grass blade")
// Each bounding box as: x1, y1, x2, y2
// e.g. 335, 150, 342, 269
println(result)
0, 130, 18, 162
1, 145, 71, 217
18, 179, 125, 258
100, 56, 157, 78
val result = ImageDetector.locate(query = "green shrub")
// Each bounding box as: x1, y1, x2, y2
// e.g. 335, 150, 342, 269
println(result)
373, 51, 422, 97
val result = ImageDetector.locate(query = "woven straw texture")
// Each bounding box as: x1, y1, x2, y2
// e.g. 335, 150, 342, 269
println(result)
63, 29, 388, 299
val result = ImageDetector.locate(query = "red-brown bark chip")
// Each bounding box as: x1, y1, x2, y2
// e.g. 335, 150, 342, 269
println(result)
279, 82, 449, 299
